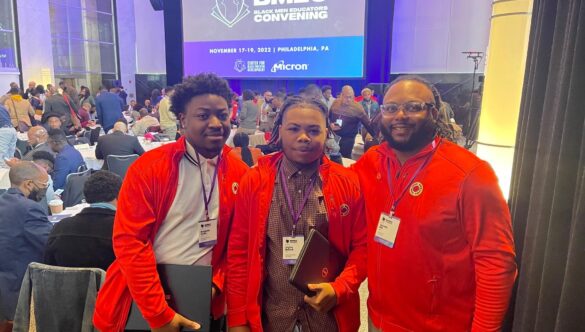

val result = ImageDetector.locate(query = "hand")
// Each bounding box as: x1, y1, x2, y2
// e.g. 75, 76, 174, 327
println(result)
303, 283, 337, 313
330, 123, 341, 131
151, 313, 200, 332
229, 326, 251, 332
211, 284, 217, 300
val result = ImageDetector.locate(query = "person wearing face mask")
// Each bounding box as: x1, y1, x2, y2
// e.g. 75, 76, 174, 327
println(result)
0, 161, 53, 327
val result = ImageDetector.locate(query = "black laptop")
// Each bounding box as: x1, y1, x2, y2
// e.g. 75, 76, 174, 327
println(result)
125, 264, 212, 331
289, 228, 346, 296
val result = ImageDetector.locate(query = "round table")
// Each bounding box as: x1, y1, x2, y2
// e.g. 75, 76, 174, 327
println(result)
75, 140, 175, 170
0, 168, 10, 190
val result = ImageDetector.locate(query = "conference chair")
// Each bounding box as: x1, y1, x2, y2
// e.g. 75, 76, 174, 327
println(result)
88, 127, 101, 146
15, 140, 29, 156
13, 148, 22, 159
62, 169, 92, 208
13, 263, 105, 332
106, 154, 139, 179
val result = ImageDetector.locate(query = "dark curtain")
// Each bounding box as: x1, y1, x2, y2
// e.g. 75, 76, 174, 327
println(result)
508, 0, 585, 331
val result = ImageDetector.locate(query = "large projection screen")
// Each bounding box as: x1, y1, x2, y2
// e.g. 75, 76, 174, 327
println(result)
182, 0, 367, 78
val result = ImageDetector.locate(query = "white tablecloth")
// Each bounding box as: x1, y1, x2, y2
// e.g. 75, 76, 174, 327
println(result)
49, 203, 90, 223
75, 140, 175, 170
226, 129, 267, 147
0, 168, 10, 190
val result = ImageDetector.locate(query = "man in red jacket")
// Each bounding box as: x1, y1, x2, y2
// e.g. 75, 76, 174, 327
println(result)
93, 73, 249, 332
352, 75, 517, 332
227, 96, 367, 332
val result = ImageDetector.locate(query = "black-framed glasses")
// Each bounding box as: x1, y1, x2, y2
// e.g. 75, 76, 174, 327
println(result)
380, 102, 435, 115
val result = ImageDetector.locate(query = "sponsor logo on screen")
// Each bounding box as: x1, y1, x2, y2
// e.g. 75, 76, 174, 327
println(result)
270, 60, 309, 73
234, 59, 247, 72
211, 0, 251, 28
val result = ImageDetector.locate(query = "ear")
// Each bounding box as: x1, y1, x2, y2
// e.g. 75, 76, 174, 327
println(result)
178, 113, 186, 129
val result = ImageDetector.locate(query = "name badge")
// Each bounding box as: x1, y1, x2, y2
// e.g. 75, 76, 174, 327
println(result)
199, 218, 218, 248
282, 236, 305, 265
374, 213, 400, 248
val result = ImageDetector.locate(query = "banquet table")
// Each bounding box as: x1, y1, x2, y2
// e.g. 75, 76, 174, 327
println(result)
75, 140, 175, 170
48, 203, 90, 223
225, 128, 267, 147
0, 168, 10, 190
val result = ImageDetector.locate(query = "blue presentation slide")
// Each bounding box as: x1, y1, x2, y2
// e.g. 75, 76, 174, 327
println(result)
182, 0, 367, 78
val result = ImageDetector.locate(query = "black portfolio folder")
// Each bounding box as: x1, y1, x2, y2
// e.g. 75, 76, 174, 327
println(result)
289, 228, 345, 296
125, 264, 212, 331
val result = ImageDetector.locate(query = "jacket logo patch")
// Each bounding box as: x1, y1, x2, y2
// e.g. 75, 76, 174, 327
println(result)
232, 182, 239, 194
376, 172, 382, 180
409, 182, 423, 197
322, 267, 329, 278
340, 204, 350, 217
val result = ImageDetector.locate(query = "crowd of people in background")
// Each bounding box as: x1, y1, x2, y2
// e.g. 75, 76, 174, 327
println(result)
0, 73, 507, 332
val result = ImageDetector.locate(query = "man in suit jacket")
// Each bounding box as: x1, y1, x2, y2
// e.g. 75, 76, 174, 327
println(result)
95, 122, 144, 170
0, 162, 53, 322
47, 129, 85, 190
95, 86, 124, 133
44, 171, 122, 271
43, 92, 73, 130
22, 126, 55, 161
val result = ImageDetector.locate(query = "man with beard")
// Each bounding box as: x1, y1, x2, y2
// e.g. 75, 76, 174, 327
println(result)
93, 73, 249, 332
352, 75, 517, 332
0, 162, 52, 327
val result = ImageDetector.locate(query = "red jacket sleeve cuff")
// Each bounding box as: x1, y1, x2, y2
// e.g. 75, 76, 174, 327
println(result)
146, 306, 176, 329
330, 280, 349, 305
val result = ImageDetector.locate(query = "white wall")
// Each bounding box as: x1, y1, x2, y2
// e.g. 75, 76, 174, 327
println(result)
391, 0, 492, 73
15, 0, 55, 86
133, 0, 166, 74
116, 0, 138, 100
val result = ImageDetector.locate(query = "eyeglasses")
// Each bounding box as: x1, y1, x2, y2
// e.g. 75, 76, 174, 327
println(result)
380, 102, 435, 115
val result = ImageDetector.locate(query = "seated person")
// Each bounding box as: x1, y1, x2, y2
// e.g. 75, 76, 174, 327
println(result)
43, 113, 65, 131
0, 162, 52, 323
47, 129, 85, 190
44, 171, 122, 271
131, 108, 160, 136
95, 121, 144, 170
22, 126, 55, 160
78, 102, 96, 128
229, 132, 262, 166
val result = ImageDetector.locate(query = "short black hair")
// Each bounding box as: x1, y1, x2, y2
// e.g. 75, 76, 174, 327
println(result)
170, 73, 233, 117
321, 85, 332, 93
242, 89, 254, 101
83, 171, 122, 204
32, 151, 55, 166
47, 128, 67, 143
268, 96, 330, 146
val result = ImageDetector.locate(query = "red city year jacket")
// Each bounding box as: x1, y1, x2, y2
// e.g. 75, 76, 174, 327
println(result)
227, 153, 367, 332
93, 137, 249, 331
353, 139, 517, 332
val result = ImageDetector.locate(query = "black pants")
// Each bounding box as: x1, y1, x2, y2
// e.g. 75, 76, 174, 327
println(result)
339, 135, 356, 158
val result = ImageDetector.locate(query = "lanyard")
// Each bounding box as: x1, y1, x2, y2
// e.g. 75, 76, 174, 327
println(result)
279, 163, 317, 237
186, 151, 221, 221
386, 140, 440, 214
